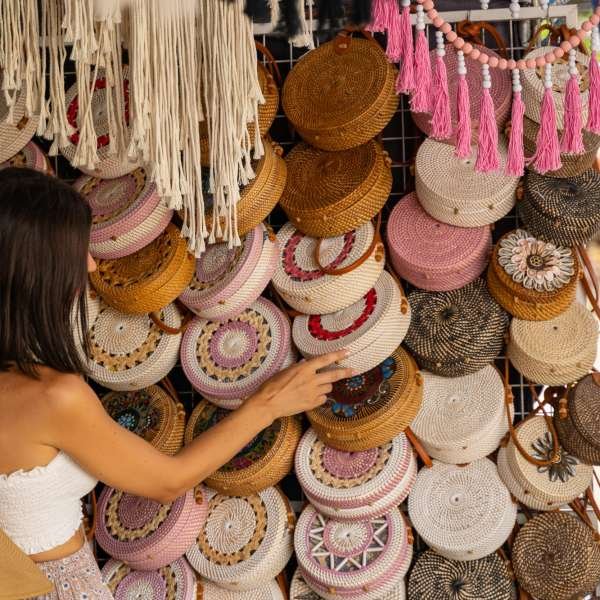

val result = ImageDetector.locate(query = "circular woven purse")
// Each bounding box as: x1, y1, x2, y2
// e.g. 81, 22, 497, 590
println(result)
197, 578, 285, 600
77, 168, 173, 260
307, 345, 422, 452
294, 505, 412, 600
0, 80, 38, 163
404, 279, 509, 377
101, 557, 196, 599
272, 220, 385, 315
512, 512, 600, 600
407, 550, 514, 600
185, 487, 295, 592
410, 366, 510, 465
387, 193, 492, 291
281, 140, 392, 238
282, 33, 398, 151
295, 429, 417, 522
415, 138, 518, 227
507, 301, 598, 385
520, 169, 600, 246
487, 229, 579, 321
96, 485, 208, 570
293, 270, 410, 375
408, 458, 517, 561
0, 141, 52, 173
184, 400, 301, 495
100, 384, 185, 455
90, 223, 195, 314
179, 223, 278, 322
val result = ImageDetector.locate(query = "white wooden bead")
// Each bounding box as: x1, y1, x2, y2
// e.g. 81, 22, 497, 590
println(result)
416, 4, 425, 31
435, 30, 445, 56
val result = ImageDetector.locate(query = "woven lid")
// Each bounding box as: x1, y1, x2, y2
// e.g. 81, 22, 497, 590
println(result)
407, 550, 513, 600
185, 487, 294, 592
272, 221, 385, 315
101, 557, 196, 599
0, 141, 50, 173
184, 400, 301, 495
387, 193, 491, 291
295, 505, 412, 600
197, 578, 285, 600
404, 279, 509, 377
408, 458, 516, 561
77, 168, 173, 260
282, 36, 398, 151
415, 138, 518, 227
100, 386, 185, 456
0, 79, 39, 163
295, 429, 417, 522
96, 486, 208, 571
512, 512, 600, 600
569, 375, 600, 449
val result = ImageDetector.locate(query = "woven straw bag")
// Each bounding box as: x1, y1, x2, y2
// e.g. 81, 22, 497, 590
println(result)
404, 279, 509, 377
512, 512, 600, 600
282, 33, 398, 151
307, 346, 422, 452
96, 485, 208, 571
184, 400, 301, 495
0, 141, 52, 173
407, 550, 514, 600
197, 578, 285, 600
507, 301, 598, 385
186, 486, 295, 592
179, 223, 278, 322
272, 220, 385, 315
415, 138, 518, 227
408, 458, 517, 561
487, 229, 579, 321
520, 170, 600, 246
411, 366, 510, 465
387, 193, 492, 292
0, 79, 39, 163
76, 168, 173, 260
295, 429, 417, 523
281, 140, 392, 238
294, 505, 412, 600
102, 557, 197, 599
100, 384, 185, 456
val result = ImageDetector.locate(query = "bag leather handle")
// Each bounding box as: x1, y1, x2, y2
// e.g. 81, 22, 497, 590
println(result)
149, 305, 194, 335
526, 23, 589, 56
405, 426, 433, 468
333, 27, 375, 54
456, 20, 508, 59
255, 41, 282, 87
577, 245, 600, 320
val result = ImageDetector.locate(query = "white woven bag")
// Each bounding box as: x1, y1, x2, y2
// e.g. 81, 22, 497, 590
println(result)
0, 83, 39, 163
196, 578, 285, 600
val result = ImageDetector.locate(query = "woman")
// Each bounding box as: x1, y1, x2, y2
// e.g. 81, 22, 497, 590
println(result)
0, 167, 352, 599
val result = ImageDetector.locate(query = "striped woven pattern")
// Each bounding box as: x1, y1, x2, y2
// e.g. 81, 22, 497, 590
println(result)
197, 578, 285, 600
0, 82, 39, 163
0, 141, 50, 173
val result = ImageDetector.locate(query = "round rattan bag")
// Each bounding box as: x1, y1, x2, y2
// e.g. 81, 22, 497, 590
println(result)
185, 487, 295, 591
281, 140, 392, 238
520, 169, 600, 246
387, 192, 492, 291
197, 578, 285, 600
408, 458, 517, 561
0, 141, 52, 173
184, 400, 301, 495
272, 220, 385, 315
100, 385, 185, 455
295, 429, 417, 522
487, 229, 578, 321
415, 138, 518, 227
0, 78, 39, 163
294, 505, 412, 600
282, 33, 398, 151
76, 168, 173, 260
101, 558, 196, 600
404, 279, 509, 377
512, 512, 600, 600
96, 485, 208, 571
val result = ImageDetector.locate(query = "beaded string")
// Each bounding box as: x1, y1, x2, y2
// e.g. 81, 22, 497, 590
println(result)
430, 30, 451, 140
475, 63, 500, 172
454, 49, 471, 159
410, 4, 432, 113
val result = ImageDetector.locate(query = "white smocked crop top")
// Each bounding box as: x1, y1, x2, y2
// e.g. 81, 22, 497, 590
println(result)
0, 451, 97, 554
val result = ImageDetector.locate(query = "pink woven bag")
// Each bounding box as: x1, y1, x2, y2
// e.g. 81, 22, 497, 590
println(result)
0, 141, 52, 173
386, 193, 492, 291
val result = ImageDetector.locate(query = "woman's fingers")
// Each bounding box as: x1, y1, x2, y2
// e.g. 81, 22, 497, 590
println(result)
315, 367, 354, 385
307, 349, 349, 371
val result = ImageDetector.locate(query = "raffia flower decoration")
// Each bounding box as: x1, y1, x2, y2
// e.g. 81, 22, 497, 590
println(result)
532, 432, 578, 483
497, 229, 574, 292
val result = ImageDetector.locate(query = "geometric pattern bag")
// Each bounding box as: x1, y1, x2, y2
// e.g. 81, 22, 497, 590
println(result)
0, 141, 52, 173
0, 86, 39, 164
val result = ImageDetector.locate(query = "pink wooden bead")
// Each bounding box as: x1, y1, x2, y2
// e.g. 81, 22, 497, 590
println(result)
591, 14, 600, 26
489, 56, 499, 68
546, 53, 556, 63
454, 37, 465, 49
577, 30, 587, 41
536, 56, 546, 68
463, 42, 473, 55
470, 48, 481, 60
583, 22, 593, 32
569, 35, 580, 48
478, 51, 489, 64
554, 47, 565, 59
526, 58, 537, 69
441, 22, 452, 34
516, 59, 527, 70
507, 59, 516, 70
428, 9, 438, 19
422, 0, 434, 9
560, 41, 572, 52
446, 31, 457, 42
433, 16, 444, 28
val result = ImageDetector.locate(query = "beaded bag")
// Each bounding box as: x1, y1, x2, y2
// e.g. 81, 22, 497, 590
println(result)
0, 141, 52, 173
0, 80, 39, 163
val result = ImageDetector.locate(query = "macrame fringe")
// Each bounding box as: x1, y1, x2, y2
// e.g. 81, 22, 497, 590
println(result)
430, 34, 451, 140
531, 84, 562, 174
454, 51, 471, 159
505, 92, 525, 177
475, 65, 500, 172
587, 50, 600, 134
316, 0, 344, 30
560, 50, 584, 155
395, 1, 414, 93
351, 0, 373, 26
411, 27, 432, 112
289, 0, 315, 49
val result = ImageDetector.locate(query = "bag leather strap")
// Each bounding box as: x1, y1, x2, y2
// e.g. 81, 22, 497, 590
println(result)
577, 245, 600, 320
405, 426, 433, 468
456, 20, 508, 59
255, 41, 282, 87
150, 304, 194, 335
526, 23, 589, 55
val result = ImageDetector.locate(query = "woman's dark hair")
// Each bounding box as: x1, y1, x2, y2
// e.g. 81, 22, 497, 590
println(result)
0, 167, 92, 377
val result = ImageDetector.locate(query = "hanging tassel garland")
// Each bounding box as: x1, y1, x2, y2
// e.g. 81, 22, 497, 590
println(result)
289, 0, 314, 48
367, 0, 388, 32
385, 1, 403, 63
560, 49, 585, 154
505, 69, 526, 177
395, 0, 414, 93
431, 31, 452, 140
454, 50, 471, 159
410, 4, 432, 112
475, 64, 500, 172
587, 26, 600, 134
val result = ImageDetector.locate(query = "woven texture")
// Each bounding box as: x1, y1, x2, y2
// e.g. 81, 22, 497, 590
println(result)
282, 36, 398, 151
272, 221, 385, 315
512, 513, 600, 600
197, 578, 285, 600
281, 140, 392, 238
507, 301, 598, 385
0, 81, 39, 163
407, 550, 513, 600
185, 487, 295, 592
96, 486, 208, 571
387, 193, 492, 291
404, 279, 509, 377
184, 400, 301, 495
408, 459, 516, 561
294, 505, 412, 600
0, 141, 51, 173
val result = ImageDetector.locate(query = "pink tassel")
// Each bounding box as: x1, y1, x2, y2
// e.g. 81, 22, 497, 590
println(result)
410, 5, 431, 112
455, 51, 471, 159
587, 50, 600, 134
386, 3, 402, 63
430, 32, 451, 140
367, 0, 388, 32
505, 86, 526, 176
560, 50, 584, 154
476, 65, 500, 172
395, 1, 414, 93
